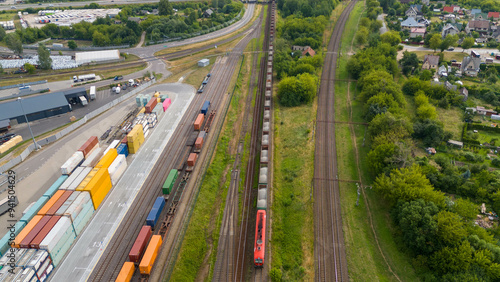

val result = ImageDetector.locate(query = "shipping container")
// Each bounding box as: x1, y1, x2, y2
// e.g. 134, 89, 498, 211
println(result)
162, 98, 171, 112
15, 248, 36, 267
139, 235, 162, 275
194, 114, 204, 131
43, 175, 68, 198
14, 267, 36, 281
146, 197, 165, 229
76, 168, 99, 191
162, 169, 178, 195
40, 217, 76, 266
26, 249, 50, 272
116, 262, 135, 282
61, 151, 84, 175
187, 153, 198, 167
54, 191, 80, 216
128, 225, 152, 263
19, 196, 49, 224
45, 191, 72, 215
68, 167, 92, 191
108, 154, 127, 185
29, 216, 60, 249
116, 143, 129, 157
19, 216, 51, 248
78, 136, 98, 158
1, 266, 21, 281
95, 148, 118, 169
145, 98, 158, 113
79, 167, 112, 210
81, 147, 103, 168
0, 221, 26, 256
38, 190, 65, 216
201, 100, 210, 115
60, 167, 85, 190
102, 140, 120, 156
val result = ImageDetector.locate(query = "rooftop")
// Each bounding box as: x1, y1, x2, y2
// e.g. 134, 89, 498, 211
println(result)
0, 92, 69, 121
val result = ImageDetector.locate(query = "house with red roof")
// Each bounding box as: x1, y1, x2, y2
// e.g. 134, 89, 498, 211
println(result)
488, 12, 500, 20
443, 6, 454, 13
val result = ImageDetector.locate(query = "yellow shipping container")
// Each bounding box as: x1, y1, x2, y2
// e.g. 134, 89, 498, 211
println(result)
127, 125, 143, 142
11, 135, 22, 144
137, 107, 145, 115
37, 190, 65, 215
13, 215, 43, 248
116, 262, 135, 282
96, 149, 118, 169
157, 98, 161, 103
83, 167, 112, 209
89, 177, 112, 209
153, 91, 160, 98
76, 168, 99, 191
139, 235, 162, 274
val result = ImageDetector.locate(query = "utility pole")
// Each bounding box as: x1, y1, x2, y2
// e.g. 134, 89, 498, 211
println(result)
18, 97, 39, 150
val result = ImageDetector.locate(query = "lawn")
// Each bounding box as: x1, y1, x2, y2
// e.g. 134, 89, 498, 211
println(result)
437, 106, 464, 139
410, 50, 468, 62
0, 13, 15, 21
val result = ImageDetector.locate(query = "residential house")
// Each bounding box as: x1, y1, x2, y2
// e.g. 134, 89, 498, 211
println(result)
445, 81, 457, 91
470, 8, 482, 15
459, 87, 468, 101
152, 9, 159, 15
292, 45, 311, 51
444, 14, 456, 20
140, 10, 149, 15
438, 65, 448, 76
461, 56, 481, 77
443, 6, 454, 14
128, 17, 142, 23
442, 23, 460, 38
466, 20, 491, 34
203, 9, 214, 18
476, 37, 488, 43
475, 13, 489, 20
426, 147, 436, 155
422, 55, 439, 70
418, 18, 431, 26
488, 12, 500, 20
492, 30, 500, 42
114, 20, 122, 24
433, 9, 441, 13
452, 5, 461, 12
302, 47, 316, 57
401, 17, 425, 29
405, 7, 418, 18
476, 106, 498, 116
410, 27, 426, 38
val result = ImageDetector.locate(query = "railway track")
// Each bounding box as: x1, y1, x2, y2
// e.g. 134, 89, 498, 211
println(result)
314, 1, 357, 281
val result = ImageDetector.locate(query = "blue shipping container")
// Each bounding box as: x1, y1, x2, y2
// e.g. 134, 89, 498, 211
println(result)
19, 195, 50, 224
201, 101, 210, 115
116, 144, 129, 158
43, 175, 68, 198
0, 221, 26, 256
146, 197, 165, 229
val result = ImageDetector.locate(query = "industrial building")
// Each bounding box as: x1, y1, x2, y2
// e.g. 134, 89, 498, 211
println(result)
75, 50, 121, 65
198, 59, 210, 67
0, 92, 71, 125
62, 87, 88, 105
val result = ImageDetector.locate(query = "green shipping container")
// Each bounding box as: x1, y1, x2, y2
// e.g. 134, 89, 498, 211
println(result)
162, 169, 178, 195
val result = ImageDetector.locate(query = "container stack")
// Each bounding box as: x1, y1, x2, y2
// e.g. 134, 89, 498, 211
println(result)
152, 104, 163, 121
0, 135, 23, 154
102, 140, 120, 156
78, 136, 99, 158
76, 167, 113, 209
141, 95, 150, 107
145, 98, 158, 113
60, 151, 84, 175
108, 154, 127, 185
136, 94, 143, 107
116, 143, 129, 157
95, 148, 118, 169
81, 147, 103, 167
40, 216, 76, 266
160, 95, 168, 102
57, 191, 94, 235
127, 124, 144, 154
0, 249, 54, 280
146, 113, 158, 129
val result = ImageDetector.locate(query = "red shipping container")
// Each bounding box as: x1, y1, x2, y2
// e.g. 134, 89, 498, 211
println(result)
129, 226, 152, 263
194, 137, 204, 150
121, 136, 128, 144
78, 136, 98, 158
29, 216, 60, 249
46, 191, 72, 215
194, 114, 204, 131
19, 216, 51, 248
187, 153, 198, 167
145, 98, 158, 113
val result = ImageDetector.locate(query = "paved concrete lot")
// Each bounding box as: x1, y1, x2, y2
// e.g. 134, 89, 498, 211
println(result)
49, 83, 195, 281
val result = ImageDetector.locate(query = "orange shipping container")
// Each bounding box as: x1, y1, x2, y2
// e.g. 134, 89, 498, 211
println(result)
95, 149, 118, 169
13, 215, 43, 248
139, 235, 162, 274
37, 190, 65, 215
116, 262, 135, 282
187, 153, 198, 167
194, 114, 204, 131
45, 191, 72, 215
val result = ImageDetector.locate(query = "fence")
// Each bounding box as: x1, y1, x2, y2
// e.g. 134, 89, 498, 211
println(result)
23, 41, 130, 51
0, 80, 48, 91
0, 79, 156, 174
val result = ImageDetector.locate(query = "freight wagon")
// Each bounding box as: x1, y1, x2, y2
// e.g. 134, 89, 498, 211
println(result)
201, 100, 211, 115
129, 226, 152, 263
117, 262, 135, 282
139, 235, 162, 275
162, 169, 178, 195
146, 197, 165, 229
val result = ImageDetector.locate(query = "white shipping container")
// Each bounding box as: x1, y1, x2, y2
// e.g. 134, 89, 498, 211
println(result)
81, 147, 102, 168
55, 191, 80, 216
64, 192, 92, 223
108, 155, 127, 185
85, 141, 100, 158
60, 151, 84, 175
60, 167, 84, 189
26, 250, 49, 271
68, 167, 92, 191
39, 217, 74, 253
3, 266, 22, 281
14, 267, 36, 282
0, 267, 9, 281
36, 258, 51, 279
16, 248, 36, 267
102, 140, 120, 156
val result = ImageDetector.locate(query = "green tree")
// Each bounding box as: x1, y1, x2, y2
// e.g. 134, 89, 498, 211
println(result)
461, 37, 474, 53
277, 73, 318, 107
0, 26, 5, 41
435, 211, 467, 245
355, 26, 369, 46
413, 119, 450, 147
399, 51, 419, 76
68, 40, 77, 50
451, 198, 478, 221
430, 240, 474, 274
159, 0, 173, 16
419, 69, 433, 81
394, 199, 440, 255
5, 33, 23, 56
92, 31, 110, 47
416, 104, 437, 120
380, 30, 401, 46
440, 34, 458, 52
37, 43, 52, 70
23, 63, 35, 74
429, 34, 442, 52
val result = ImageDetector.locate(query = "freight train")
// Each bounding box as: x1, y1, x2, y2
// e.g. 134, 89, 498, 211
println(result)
254, 1, 275, 268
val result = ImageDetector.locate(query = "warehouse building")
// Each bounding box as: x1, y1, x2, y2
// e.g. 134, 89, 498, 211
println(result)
0, 92, 71, 125
62, 87, 88, 105
75, 50, 121, 65
198, 58, 210, 67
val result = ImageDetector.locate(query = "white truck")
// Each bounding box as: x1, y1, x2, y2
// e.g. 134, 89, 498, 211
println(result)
79, 96, 88, 106
115, 87, 121, 94
90, 86, 96, 100
73, 74, 96, 83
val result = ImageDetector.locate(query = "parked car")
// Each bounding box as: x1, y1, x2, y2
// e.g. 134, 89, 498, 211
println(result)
448, 47, 454, 51
114, 75, 123, 81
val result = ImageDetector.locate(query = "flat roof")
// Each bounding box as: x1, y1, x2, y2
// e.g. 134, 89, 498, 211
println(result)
63, 87, 87, 96
0, 92, 69, 121
0, 119, 9, 128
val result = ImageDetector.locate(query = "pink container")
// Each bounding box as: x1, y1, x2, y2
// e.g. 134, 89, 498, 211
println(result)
162, 98, 171, 112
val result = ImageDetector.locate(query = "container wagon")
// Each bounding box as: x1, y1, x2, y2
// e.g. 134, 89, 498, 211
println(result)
116, 262, 135, 282
146, 197, 165, 229
162, 169, 178, 195
129, 226, 152, 263
201, 101, 210, 115
139, 235, 162, 275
